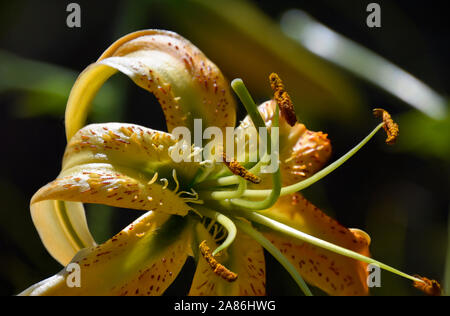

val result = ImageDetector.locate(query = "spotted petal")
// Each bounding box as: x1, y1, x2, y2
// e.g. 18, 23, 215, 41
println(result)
20, 212, 191, 296
263, 194, 370, 296
188, 223, 266, 296
31, 123, 199, 265
65, 29, 236, 141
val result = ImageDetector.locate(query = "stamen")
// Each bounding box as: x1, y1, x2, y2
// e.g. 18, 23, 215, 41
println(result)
199, 178, 247, 200
194, 206, 237, 256
269, 73, 297, 126
172, 169, 180, 193
213, 224, 227, 242
222, 153, 261, 184
204, 218, 216, 232
239, 210, 425, 284
240, 122, 386, 198
178, 188, 203, 204
199, 240, 238, 282
373, 108, 399, 145
196, 153, 271, 189
235, 219, 312, 296
230, 105, 281, 210
413, 276, 442, 296
147, 172, 158, 185
159, 178, 169, 190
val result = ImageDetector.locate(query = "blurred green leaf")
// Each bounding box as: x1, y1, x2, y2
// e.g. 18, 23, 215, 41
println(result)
397, 110, 450, 162
0, 50, 125, 122
281, 9, 448, 120
445, 209, 450, 295
85, 204, 116, 244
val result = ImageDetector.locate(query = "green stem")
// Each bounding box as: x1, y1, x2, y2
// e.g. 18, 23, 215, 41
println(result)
235, 219, 313, 296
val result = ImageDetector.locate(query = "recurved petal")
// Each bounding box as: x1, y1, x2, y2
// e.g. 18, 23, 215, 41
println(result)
30, 200, 96, 266
189, 223, 266, 296
65, 29, 236, 141
21, 211, 191, 296
234, 100, 331, 188
263, 193, 370, 296
32, 163, 191, 216
30, 163, 190, 266
32, 123, 198, 266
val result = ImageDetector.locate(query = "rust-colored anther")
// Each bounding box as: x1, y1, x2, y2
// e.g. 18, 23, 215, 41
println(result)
269, 73, 297, 126
373, 108, 399, 145
199, 240, 238, 282
222, 153, 261, 184
413, 275, 441, 296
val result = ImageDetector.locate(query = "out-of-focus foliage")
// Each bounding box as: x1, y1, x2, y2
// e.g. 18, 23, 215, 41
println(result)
398, 111, 450, 162
446, 213, 450, 295
0, 50, 125, 122
280, 9, 448, 120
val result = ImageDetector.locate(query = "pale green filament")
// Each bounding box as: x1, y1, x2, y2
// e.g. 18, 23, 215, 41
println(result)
198, 114, 385, 201
200, 178, 247, 200
230, 103, 281, 210
196, 153, 270, 189
235, 219, 313, 296
195, 206, 237, 256
243, 210, 423, 284
241, 122, 385, 198
172, 169, 180, 193
198, 79, 268, 182
190, 160, 216, 187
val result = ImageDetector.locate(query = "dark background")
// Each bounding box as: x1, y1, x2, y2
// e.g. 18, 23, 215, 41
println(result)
0, 0, 448, 296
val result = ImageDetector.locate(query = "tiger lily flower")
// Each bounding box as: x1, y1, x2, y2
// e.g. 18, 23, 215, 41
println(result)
20, 30, 439, 296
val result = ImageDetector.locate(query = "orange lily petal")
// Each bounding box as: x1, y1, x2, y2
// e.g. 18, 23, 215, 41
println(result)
263, 193, 370, 295
21, 212, 191, 296
31, 123, 198, 265
31, 164, 191, 215
65, 29, 236, 140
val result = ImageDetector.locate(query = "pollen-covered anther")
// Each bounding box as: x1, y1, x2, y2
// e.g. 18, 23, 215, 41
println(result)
199, 240, 238, 282
269, 73, 297, 126
222, 153, 261, 184
413, 275, 441, 296
373, 108, 399, 145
